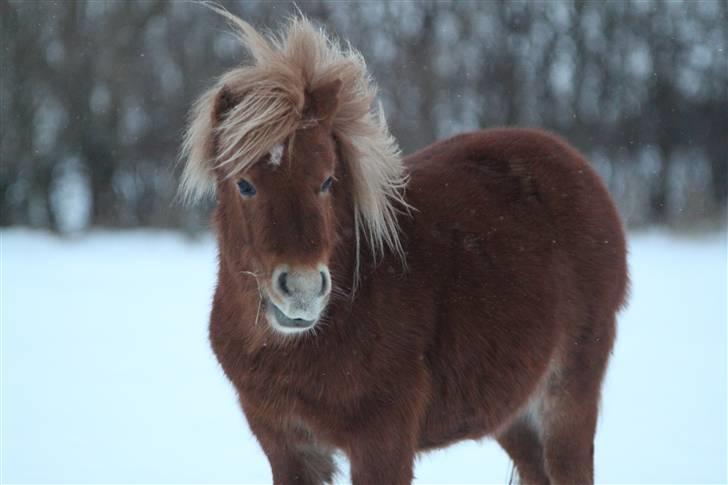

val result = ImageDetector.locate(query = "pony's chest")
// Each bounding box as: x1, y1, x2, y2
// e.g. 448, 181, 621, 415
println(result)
241, 360, 372, 442
241, 348, 371, 410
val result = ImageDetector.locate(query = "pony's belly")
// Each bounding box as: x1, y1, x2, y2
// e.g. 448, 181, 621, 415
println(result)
415, 332, 556, 451
417, 389, 517, 450
416, 381, 539, 451
417, 412, 490, 451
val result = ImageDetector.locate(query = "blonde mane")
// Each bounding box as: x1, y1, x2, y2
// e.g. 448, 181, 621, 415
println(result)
181, 7, 408, 263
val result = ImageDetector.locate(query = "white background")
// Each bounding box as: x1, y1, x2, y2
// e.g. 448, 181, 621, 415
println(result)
2, 229, 725, 484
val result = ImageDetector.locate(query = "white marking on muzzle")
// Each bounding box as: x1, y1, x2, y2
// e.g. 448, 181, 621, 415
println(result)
267, 264, 330, 334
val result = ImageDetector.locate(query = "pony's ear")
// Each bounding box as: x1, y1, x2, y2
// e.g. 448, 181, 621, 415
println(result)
212, 85, 241, 125
304, 79, 342, 125
179, 84, 242, 202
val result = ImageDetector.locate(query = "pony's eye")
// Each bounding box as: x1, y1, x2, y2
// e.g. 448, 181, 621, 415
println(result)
237, 179, 256, 197
320, 176, 334, 193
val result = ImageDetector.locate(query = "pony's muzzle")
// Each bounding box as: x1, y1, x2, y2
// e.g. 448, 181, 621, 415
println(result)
268, 265, 330, 330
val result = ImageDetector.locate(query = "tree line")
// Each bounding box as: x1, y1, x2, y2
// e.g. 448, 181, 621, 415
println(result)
1, 0, 726, 233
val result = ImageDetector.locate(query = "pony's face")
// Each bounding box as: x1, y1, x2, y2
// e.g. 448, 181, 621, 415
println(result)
187, 69, 403, 336
220, 123, 340, 335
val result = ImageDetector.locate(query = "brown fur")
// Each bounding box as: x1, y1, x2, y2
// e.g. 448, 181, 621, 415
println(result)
185, 12, 628, 485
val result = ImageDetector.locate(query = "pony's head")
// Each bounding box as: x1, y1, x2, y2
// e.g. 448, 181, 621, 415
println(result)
181, 10, 406, 335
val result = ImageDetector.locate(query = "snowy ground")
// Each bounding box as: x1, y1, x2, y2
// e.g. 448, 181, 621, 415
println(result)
1, 228, 726, 484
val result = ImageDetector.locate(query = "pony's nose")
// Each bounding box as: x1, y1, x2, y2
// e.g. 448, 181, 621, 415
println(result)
272, 265, 331, 303
277, 271, 291, 296
319, 270, 330, 296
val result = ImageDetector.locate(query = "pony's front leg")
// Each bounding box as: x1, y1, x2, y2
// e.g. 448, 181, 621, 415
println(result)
243, 409, 336, 485
346, 413, 419, 485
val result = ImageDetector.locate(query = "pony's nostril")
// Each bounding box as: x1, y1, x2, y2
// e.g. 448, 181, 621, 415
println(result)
319, 271, 329, 296
278, 272, 291, 296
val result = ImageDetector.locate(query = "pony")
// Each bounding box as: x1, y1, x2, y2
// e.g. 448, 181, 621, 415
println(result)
181, 10, 628, 485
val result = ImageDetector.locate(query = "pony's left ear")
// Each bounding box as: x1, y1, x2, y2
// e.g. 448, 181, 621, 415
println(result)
212, 85, 241, 125
304, 79, 342, 125
180, 84, 242, 202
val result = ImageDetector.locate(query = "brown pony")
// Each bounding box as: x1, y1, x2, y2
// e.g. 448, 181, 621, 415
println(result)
181, 11, 628, 485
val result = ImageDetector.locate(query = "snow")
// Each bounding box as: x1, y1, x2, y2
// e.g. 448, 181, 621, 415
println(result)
2, 228, 726, 483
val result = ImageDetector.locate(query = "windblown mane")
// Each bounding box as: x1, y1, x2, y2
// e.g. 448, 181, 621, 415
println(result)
181, 8, 407, 260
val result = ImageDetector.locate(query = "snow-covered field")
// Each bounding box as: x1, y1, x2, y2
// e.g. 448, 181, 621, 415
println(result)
2, 229, 726, 484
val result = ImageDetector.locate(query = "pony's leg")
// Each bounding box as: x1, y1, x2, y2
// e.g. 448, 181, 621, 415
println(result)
539, 392, 597, 485
348, 437, 416, 485
496, 418, 550, 485
346, 372, 428, 485
540, 317, 614, 485
244, 412, 337, 485
346, 412, 419, 485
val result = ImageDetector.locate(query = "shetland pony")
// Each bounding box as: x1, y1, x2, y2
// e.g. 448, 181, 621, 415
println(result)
181, 11, 628, 485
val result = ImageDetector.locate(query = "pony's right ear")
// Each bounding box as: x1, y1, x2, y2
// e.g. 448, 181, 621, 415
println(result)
304, 79, 343, 126
179, 84, 241, 203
